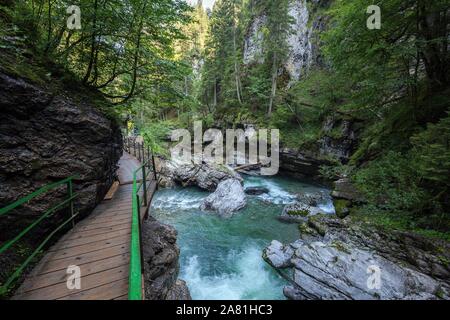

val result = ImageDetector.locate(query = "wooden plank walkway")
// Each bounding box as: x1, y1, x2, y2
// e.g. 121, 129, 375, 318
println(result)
13, 152, 156, 300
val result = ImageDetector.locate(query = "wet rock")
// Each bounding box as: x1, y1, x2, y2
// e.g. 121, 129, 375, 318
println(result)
166, 280, 192, 300
200, 179, 247, 217
142, 216, 191, 300
263, 240, 294, 268
278, 202, 325, 223
296, 192, 327, 206
280, 148, 332, 179
264, 216, 450, 300
245, 186, 270, 195
332, 178, 363, 202
156, 158, 242, 191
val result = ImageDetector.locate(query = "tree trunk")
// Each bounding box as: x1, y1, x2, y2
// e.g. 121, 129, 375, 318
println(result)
83, 0, 99, 84
268, 52, 278, 116
417, 1, 449, 91
233, 16, 243, 105
213, 78, 217, 107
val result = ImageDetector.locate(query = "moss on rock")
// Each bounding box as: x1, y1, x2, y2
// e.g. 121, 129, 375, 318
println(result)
334, 199, 351, 219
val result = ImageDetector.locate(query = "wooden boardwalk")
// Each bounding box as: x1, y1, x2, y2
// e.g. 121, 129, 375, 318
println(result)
13, 152, 156, 300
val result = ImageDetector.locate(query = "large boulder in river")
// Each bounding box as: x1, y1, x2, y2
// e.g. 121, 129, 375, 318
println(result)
264, 216, 450, 300
156, 158, 242, 191
278, 202, 325, 223
200, 179, 247, 217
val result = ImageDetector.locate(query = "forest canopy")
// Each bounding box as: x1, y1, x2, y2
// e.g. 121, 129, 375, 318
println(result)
1, 0, 449, 235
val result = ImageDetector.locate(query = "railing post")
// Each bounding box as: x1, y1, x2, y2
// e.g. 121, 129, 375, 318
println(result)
133, 139, 136, 157
142, 166, 147, 207
138, 143, 142, 161
136, 194, 141, 218
67, 179, 75, 228
152, 154, 158, 183
142, 143, 146, 164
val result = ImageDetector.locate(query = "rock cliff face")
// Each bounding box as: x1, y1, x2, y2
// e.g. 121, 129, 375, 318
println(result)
0, 71, 122, 284
280, 115, 360, 179
243, 1, 358, 179
142, 217, 191, 300
243, 0, 329, 81
243, 15, 266, 65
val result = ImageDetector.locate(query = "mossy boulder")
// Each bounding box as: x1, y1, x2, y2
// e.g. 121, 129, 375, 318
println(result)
334, 199, 351, 219
278, 202, 325, 223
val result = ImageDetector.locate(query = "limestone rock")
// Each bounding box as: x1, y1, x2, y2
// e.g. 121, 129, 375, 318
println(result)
157, 158, 242, 191
166, 280, 192, 300
265, 216, 450, 300
278, 202, 325, 223
332, 178, 363, 202
263, 240, 294, 268
142, 217, 191, 300
0, 71, 122, 285
200, 179, 247, 217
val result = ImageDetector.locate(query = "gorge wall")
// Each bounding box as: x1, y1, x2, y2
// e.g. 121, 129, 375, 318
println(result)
244, 0, 329, 82
0, 66, 123, 285
242, 0, 354, 179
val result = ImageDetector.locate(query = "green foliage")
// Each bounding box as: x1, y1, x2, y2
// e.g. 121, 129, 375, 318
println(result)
319, 164, 354, 181
411, 112, 450, 191
5, 0, 192, 106
354, 151, 425, 212
141, 121, 174, 157
353, 114, 450, 230
323, 0, 449, 117
351, 209, 450, 242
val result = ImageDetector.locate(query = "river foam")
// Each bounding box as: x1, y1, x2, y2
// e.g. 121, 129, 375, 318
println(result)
182, 244, 285, 300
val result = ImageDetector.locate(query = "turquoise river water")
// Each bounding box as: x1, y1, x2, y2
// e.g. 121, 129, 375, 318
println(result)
151, 175, 334, 300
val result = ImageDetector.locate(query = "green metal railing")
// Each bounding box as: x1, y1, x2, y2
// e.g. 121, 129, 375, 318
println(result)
0, 177, 78, 296
128, 158, 155, 300
124, 136, 158, 183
